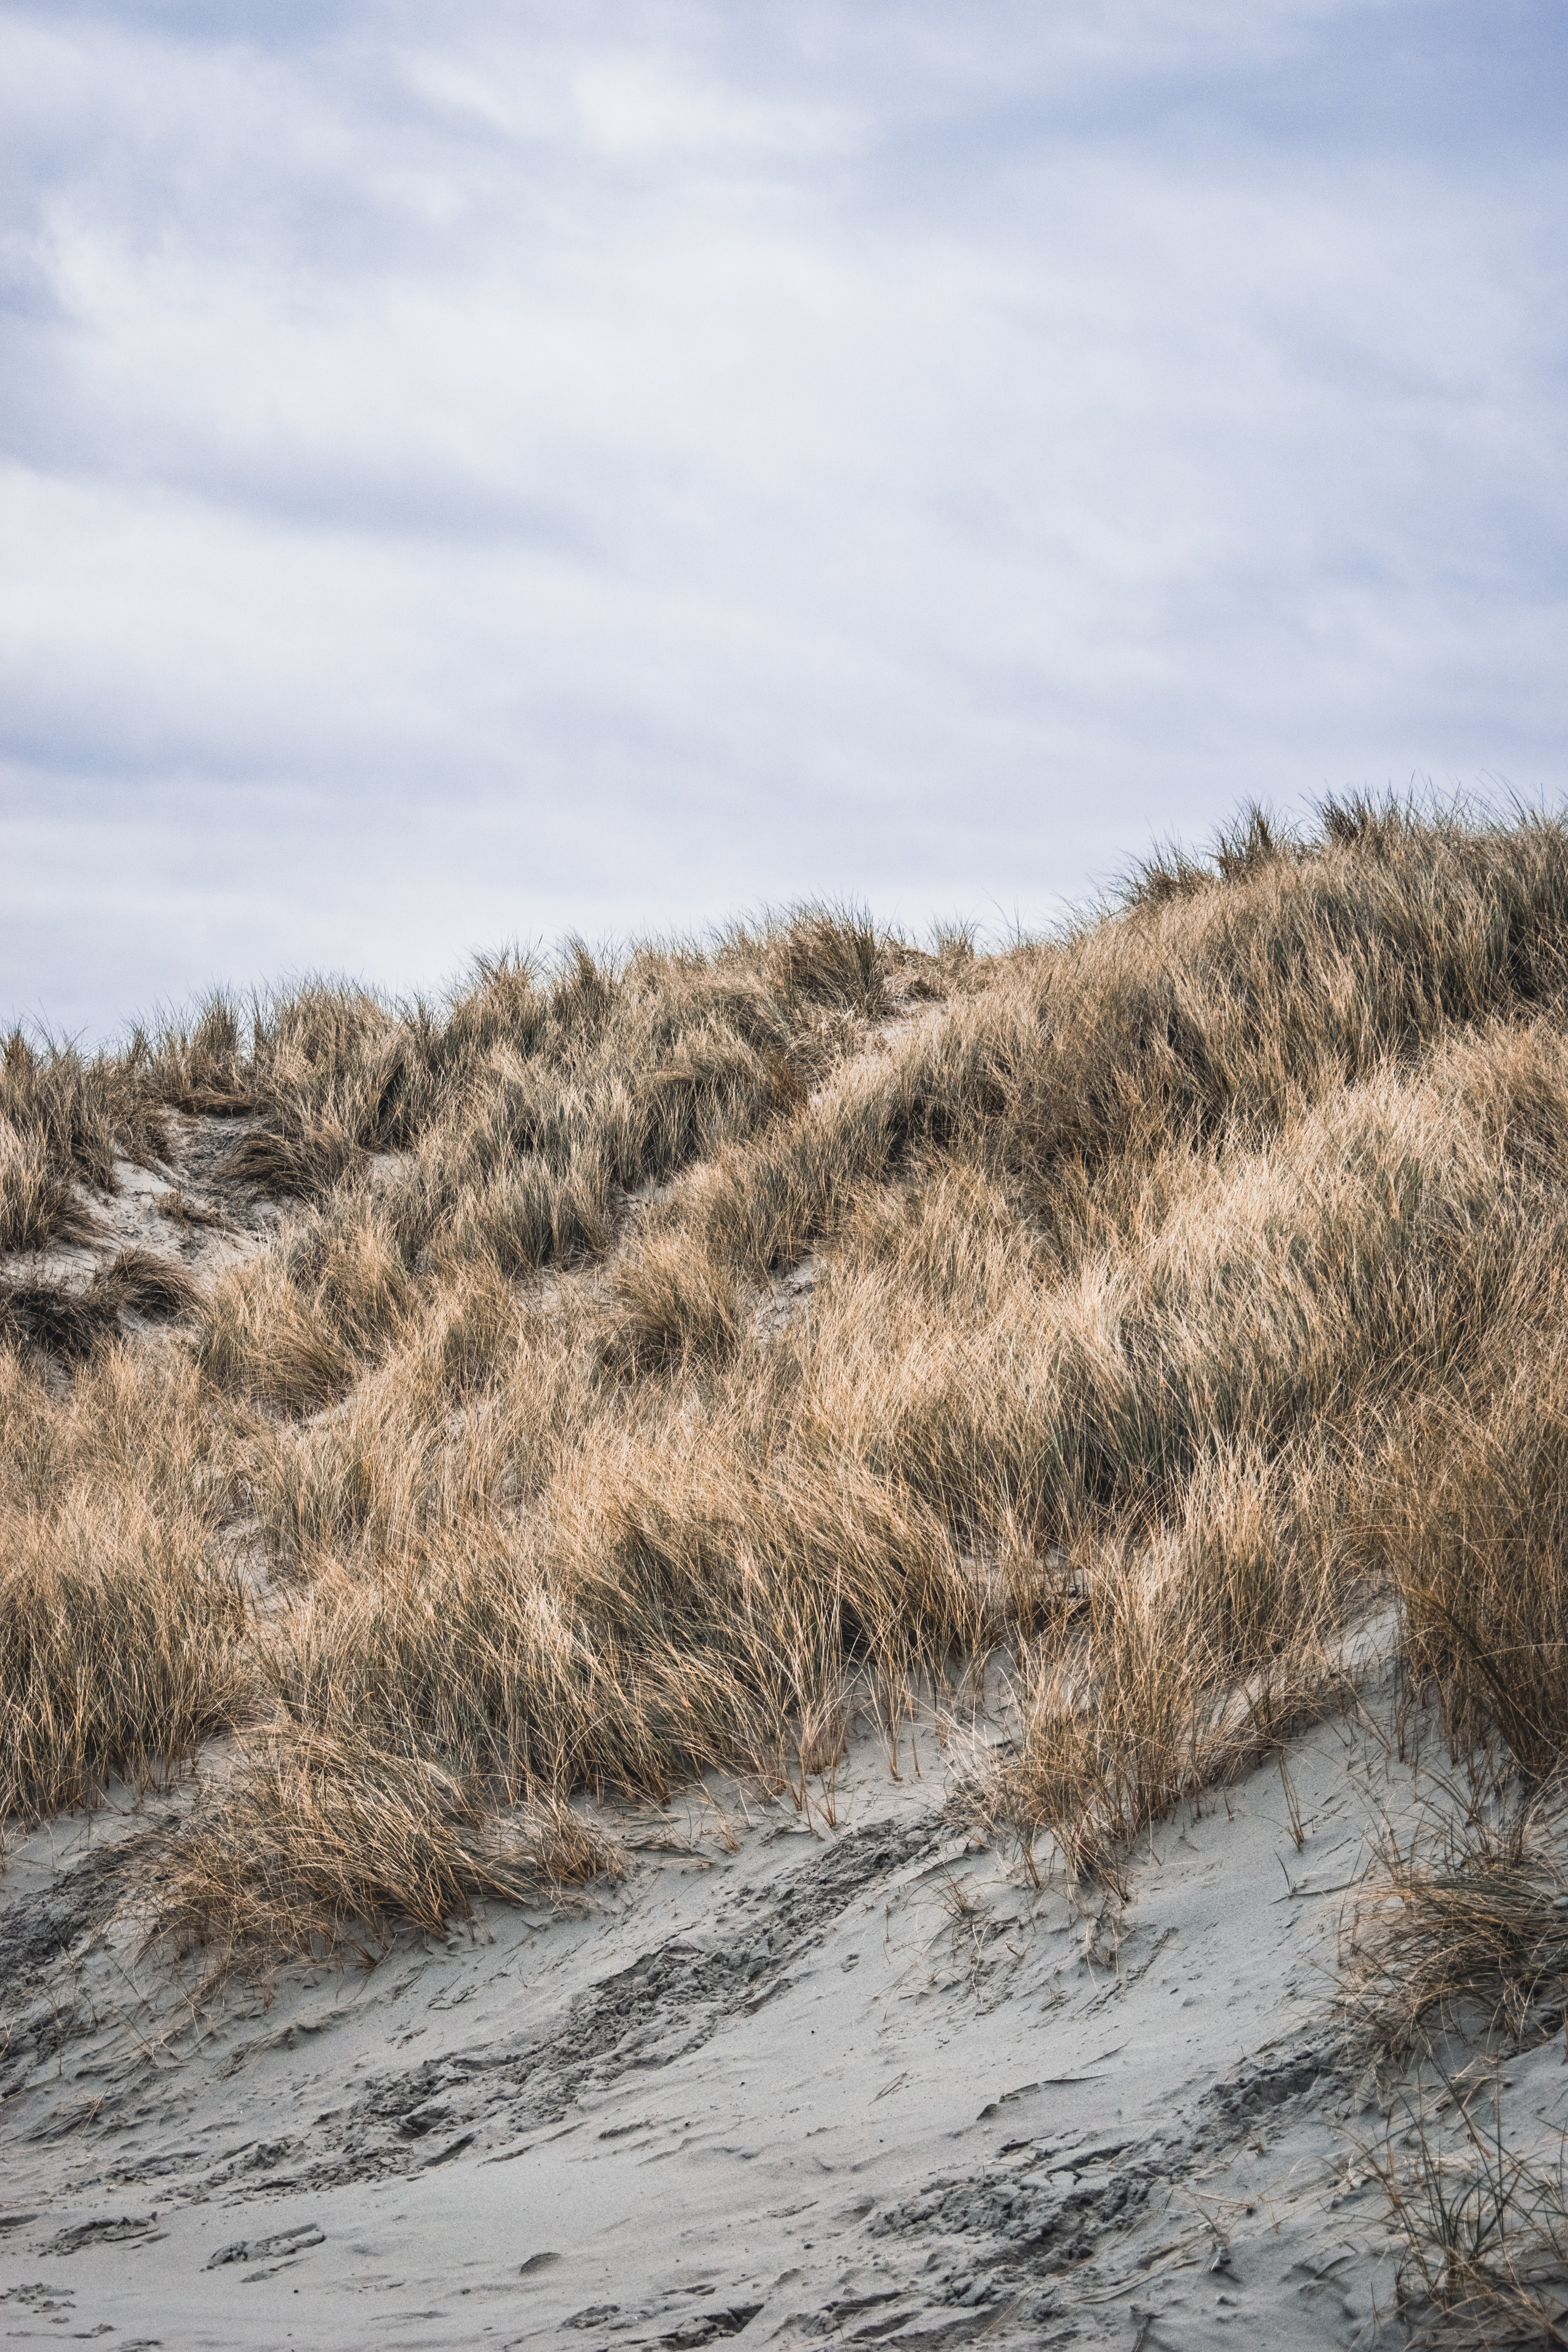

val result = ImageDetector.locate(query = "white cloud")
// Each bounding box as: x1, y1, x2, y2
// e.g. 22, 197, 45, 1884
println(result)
2, 0, 1564, 1035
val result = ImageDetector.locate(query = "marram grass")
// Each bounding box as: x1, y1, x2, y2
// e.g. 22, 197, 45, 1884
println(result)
6, 807, 1568, 1960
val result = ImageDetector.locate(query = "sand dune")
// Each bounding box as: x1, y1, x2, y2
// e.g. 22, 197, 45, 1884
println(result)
7, 830, 1568, 2345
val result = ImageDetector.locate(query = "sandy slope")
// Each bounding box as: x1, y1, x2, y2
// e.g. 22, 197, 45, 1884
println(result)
5, 1115, 278, 1310
5, 1661, 1564, 2351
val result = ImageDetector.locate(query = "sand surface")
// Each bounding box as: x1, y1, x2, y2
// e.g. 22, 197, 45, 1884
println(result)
6, 1661, 1565, 2350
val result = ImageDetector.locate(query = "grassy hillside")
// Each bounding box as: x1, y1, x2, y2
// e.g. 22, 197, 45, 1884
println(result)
5, 798, 1568, 1966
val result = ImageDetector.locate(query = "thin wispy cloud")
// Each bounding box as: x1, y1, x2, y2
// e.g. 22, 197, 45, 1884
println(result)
3, 0, 1564, 1036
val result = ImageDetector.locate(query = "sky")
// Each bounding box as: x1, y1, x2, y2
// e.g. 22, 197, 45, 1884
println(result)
3, 0, 1565, 1041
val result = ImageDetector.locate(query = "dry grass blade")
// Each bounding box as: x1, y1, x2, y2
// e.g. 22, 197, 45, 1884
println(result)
0, 1122, 100, 1255
1371, 1357, 1568, 1780
0, 1254, 200, 1363
0, 1347, 251, 1821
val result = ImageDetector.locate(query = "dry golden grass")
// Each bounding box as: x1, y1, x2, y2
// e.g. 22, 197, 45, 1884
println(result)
975, 1425, 1362, 1868
1366, 1342, 1568, 1780
1345, 1781, 1568, 2059
154, 1728, 623, 1979
0, 1348, 247, 1822
8, 806, 1568, 1958
92, 1245, 203, 1324
1, 1248, 202, 1363
605, 1227, 744, 1369
0, 1026, 169, 1254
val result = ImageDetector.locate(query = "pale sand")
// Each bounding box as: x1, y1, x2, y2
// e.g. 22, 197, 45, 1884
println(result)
5, 1661, 1565, 2350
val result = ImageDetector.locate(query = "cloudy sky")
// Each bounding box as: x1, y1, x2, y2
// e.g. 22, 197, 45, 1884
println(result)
3, 0, 1564, 1039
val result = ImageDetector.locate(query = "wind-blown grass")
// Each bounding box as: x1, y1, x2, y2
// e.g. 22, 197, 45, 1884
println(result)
0, 1348, 247, 1822
7, 807, 1568, 1957
0, 1027, 169, 1255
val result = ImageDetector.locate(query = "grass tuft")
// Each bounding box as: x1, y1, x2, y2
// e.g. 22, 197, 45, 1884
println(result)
154, 1728, 623, 1979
